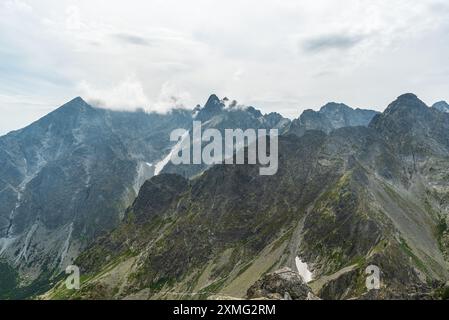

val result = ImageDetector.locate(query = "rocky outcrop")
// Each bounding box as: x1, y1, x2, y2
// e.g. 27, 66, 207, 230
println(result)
247, 268, 316, 300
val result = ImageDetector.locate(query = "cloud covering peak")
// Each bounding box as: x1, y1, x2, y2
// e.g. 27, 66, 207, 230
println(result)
79, 77, 191, 113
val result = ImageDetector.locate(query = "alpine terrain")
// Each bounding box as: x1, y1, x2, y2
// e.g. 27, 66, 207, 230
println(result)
28, 93, 449, 300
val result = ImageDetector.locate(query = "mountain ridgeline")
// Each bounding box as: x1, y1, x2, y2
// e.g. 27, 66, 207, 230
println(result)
286, 102, 379, 137
32, 93, 449, 300
1, 93, 449, 299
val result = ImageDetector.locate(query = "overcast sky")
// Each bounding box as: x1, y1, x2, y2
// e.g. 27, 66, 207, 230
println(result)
1, 0, 449, 135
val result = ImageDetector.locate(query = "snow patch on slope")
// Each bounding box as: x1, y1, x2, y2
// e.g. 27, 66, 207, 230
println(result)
295, 256, 313, 283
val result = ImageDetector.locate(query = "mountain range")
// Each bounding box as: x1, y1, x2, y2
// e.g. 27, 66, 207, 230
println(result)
1, 94, 449, 300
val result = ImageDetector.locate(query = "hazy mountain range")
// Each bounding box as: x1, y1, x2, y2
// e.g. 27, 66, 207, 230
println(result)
1, 93, 449, 300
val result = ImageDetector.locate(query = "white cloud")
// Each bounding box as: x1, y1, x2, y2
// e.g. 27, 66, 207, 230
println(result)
152, 81, 192, 113
78, 77, 150, 111
65, 5, 84, 31
78, 78, 192, 113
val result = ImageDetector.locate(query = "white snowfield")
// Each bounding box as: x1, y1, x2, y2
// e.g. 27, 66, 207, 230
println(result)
295, 256, 313, 283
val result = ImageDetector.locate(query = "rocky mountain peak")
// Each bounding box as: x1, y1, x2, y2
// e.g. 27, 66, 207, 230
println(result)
264, 112, 285, 123
398, 92, 419, 100
320, 102, 352, 113
195, 94, 224, 121
369, 93, 449, 156
286, 102, 379, 137
29, 96, 98, 134
383, 93, 428, 115
204, 94, 223, 110
59, 96, 91, 111
245, 106, 263, 118
71, 96, 88, 104
247, 267, 315, 300
432, 101, 449, 113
